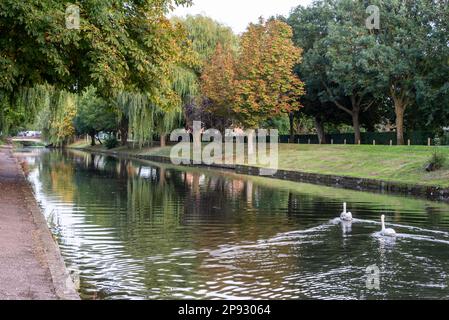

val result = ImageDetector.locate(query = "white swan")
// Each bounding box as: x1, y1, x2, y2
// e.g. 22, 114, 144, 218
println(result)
341, 220, 352, 234
381, 215, 397, 237
340, 203, 353, 221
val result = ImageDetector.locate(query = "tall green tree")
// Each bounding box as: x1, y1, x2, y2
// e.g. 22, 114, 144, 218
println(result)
0, 0, 192, 136
75, 86, 117, 146
309, 0, 386, 143
371, 0, 449, 144
287, 1, 349, 143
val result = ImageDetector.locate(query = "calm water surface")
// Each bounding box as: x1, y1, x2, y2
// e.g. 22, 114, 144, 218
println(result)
20, 149, 449, 300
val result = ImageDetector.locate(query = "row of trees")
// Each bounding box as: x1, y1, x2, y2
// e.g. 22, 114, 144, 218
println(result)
286, 0, 449, 144
173, 0, 449, 145
0, 0, 196, 146
201, 19, 305, 130
1, 0, 448, 146
0, 1, 305, 146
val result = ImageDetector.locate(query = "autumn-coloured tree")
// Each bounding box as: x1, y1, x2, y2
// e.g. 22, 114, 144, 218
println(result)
200, 44, 236, 122
233, 19, 305, 128
173, 15, 238, 131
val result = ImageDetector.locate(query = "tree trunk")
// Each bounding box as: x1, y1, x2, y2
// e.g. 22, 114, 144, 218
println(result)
160, 134, 166, 147
89, 132, 96, 146
395, 103, 405, 145
352, 111, 361, 144
159, 167, 166, 186
350, 96, 362, 144
390, 85, 410, 146
119, 118, 129, 146
315, 117, 327, 144
289, 112, 295, 143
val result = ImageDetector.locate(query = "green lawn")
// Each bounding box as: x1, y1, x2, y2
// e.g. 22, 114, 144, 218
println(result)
274, 144, 449, 187
71, 141, 449, 188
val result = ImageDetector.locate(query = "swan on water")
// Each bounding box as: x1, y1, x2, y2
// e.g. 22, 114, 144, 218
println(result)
381, 215, 397, 237
340, 203, 353, 221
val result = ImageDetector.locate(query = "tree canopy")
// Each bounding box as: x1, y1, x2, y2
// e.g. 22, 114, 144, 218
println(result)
0, 0, 193, 140
286, 0, 449, 144
1, 0, 448, 146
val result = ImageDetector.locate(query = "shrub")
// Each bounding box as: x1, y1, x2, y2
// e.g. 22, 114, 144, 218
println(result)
426, 150, 447, 172
104, 136, 119, 149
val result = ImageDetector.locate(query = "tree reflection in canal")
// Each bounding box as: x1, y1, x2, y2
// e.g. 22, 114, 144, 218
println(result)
23, 149, 449, 300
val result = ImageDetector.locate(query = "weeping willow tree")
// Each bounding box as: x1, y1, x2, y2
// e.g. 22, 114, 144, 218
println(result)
0, 86, 49, 136
160, 64, 200, 145
116, 92, 155, 147
4, 84, 79, 146
0, 84, 78, 146
171, 15, 239, 72
47, 91, 77, 146
115, 89, 185, 148
114, 53, 199, 148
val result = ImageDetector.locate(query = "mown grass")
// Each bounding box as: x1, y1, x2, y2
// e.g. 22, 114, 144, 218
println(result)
70, 141, 449, 188
274, 144, 449, 187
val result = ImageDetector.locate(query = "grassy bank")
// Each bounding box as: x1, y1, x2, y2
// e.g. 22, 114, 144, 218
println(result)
70, 141, 449, 188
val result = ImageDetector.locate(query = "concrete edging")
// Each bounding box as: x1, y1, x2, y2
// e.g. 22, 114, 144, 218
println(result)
14, 153, 80, 300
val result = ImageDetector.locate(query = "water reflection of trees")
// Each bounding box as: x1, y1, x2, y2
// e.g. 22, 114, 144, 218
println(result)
35, 150, 378, 246
31, 150, 449, 299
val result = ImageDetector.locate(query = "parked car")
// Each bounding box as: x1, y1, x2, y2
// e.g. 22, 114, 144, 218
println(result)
17, 131, 42, 138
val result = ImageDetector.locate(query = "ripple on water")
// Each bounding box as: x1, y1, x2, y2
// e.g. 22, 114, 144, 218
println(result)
23, 149, 449, 300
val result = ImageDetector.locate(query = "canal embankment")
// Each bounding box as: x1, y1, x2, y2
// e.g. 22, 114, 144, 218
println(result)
0, 144, 79, 300
70, 143, 449, 202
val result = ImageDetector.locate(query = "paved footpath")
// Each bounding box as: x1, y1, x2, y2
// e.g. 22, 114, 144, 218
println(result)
0, 144, 79, 300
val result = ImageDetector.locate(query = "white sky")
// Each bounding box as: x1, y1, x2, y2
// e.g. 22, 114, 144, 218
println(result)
170, 0, 314, 34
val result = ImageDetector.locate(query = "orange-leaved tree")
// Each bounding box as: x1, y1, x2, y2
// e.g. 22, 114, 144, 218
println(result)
234, 19, 305, 128
200, 43, 237, 121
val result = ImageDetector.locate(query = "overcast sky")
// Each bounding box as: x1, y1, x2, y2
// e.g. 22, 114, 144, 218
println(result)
170, 0, 313, 34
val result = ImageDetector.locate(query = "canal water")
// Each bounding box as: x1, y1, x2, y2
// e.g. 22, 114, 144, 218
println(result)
20, 149, 449, 300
